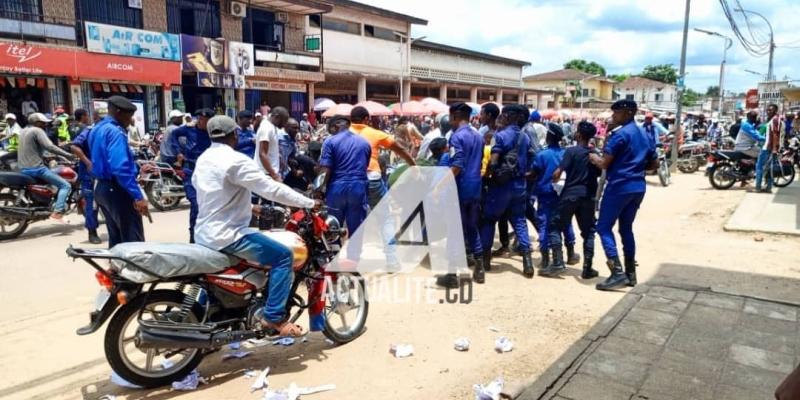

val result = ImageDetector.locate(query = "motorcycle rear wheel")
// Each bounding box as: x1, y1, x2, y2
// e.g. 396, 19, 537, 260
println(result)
105, 290, 204, 388
709, 163, 736, 190
0, 190, 29, 240
322, 272, 369, 344
658, 161, 670, 187
145, 177, 183, 212
677, 157, 699, 173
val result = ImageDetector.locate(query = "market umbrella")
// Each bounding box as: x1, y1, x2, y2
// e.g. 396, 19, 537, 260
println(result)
465, 102, 482, 117
541, 109, 560, 120
313, 97, 336, 111
390, 101, 431, 116
420, 97, 449, 114
354, 100, 393, 116
322, 103, 353, 118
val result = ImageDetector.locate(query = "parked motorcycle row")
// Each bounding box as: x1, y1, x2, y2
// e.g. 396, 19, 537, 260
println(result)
707, 136, 799, 190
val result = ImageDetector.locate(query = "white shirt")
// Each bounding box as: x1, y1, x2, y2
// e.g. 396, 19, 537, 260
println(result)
193, 143, 316, 250
254, 119, 281, 175
533, 122, 547, 146
21, 100, 38, 116
418, 128, 442, 160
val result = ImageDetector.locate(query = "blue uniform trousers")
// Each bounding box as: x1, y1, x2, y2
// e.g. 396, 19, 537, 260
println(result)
94, 180, 144, 248
597, 191, 644, 259
461, 199, 483, 256
481, 185, 530, 253
183, 168, 198, 243
536, 193, 576, 250
547, 196, 595, 259
327, 180, 369, 260
78, 169, 98, 230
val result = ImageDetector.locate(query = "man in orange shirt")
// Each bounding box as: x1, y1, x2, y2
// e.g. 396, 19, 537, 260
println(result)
350, 106, 416, 270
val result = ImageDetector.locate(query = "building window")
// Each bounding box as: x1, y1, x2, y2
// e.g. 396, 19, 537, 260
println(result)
309, 14, 320, 28
243, 8, 284, 51
590, 88, 596, 97
625, 94, 635, 101
76, 0, 142, 29
321, 17, 360, 35
365, 24, 395, 41
167, 0, 221, 38
581, 88, 589, 97
1, 0, 42, 21
655, 93, 663, 102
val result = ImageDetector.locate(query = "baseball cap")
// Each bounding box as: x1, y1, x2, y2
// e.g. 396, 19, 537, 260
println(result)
55, 105, 65, 113
207, 115, 237, 138
28, 112, 52, 124
168, 109, 184, 119
4, 113, 16, 120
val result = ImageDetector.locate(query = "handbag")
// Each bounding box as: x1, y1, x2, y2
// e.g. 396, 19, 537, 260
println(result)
489, 130, 525, 186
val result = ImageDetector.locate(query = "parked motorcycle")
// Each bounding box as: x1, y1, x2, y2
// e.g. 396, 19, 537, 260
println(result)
67, 204, 367, 388
656, 145, 671, 187
0, 159, 80, 240
706, 150, 795, 190
676, 140, 711, 173
138, 160, 185, 212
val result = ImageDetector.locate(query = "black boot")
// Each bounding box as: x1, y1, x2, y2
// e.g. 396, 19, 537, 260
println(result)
472, 254, 485, 284
522, 252, 534, 278
436, 274, 459, 289
88, 229, 102, 244
540, 247, 566, 277
596, 257, 630, 291
483, 252, 492, 272
466, 253, 476, 267
581, 244, 598, 279
491, 245, 510, 258
540, 249, 550, 271
566, 245, 581, 265
625, 257, 637, 287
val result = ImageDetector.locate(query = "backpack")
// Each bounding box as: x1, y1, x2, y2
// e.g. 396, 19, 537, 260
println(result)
489, 129, 526, 186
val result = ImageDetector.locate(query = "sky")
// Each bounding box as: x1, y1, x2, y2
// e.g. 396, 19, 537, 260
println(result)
364, 0, 800, 94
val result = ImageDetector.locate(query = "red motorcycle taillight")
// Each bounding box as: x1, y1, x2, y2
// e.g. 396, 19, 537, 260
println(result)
95, 271, 114, 291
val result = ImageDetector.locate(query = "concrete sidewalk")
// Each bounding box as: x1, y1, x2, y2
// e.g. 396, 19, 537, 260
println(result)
517, 266, 800, 400
725, 182, 800, 236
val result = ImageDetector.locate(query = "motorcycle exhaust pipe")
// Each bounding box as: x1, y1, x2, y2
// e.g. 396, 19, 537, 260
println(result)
137, 328, 258, 349
0, 207, 33, 218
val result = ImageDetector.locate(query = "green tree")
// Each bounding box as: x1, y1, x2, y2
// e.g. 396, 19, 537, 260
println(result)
563, 59, 607, 76
706, 85, 720, 96
608, 73, 630, 83
681, 88, 701, 107
640, 64, 678, 84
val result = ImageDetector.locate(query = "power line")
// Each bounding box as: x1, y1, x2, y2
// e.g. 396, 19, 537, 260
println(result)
717, 0, 771, 57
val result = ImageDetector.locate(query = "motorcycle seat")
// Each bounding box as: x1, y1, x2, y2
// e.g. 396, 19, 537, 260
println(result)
0, 172, 35, 188
109, 242, 236, 283
716, 151, 754, 161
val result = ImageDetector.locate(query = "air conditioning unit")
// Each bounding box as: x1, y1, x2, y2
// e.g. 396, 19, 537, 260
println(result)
230, 1, 247, 18
276, 12, 289, 23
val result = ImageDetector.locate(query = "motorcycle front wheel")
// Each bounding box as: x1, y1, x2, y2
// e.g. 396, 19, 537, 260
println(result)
773, 161, 796, 188
105, 290, 204, 388
677, 157, 699, 173
145, 176, 183, 212
323, 272, 369, 344
709, 163, 736, 190
658, 160, 670, 187
0, 189, 29, 240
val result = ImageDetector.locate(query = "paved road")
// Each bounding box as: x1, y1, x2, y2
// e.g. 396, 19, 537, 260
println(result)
0, 173, 796, 400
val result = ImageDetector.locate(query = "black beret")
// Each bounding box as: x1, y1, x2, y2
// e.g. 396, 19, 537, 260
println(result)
449, 102, 473, 115
429, 137, 448, 153
611, 99, 638, 111
577, 121, 597, 137
502, 104, 530, 120
545, 122, 564, 139
328, 114, 350, 124
107, 96, 136, 112
237, 110, 254, 119
196, 108, 216, 118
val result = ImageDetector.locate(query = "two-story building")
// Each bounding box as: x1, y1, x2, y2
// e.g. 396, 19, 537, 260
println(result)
523, 68, 615, 109
615, 76, 678, 113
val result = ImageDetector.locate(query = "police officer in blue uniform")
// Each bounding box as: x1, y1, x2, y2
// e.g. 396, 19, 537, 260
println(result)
318, 115, 371, 260
88, 96, 150, 247
590, 100, 657, 291
70, 111, 101, 244
168, 108, 214, 243
481, 105, 534, 278
235, 110, 256, 158
436, 102, 486, 288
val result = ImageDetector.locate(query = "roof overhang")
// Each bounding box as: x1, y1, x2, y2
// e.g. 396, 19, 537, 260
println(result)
781, 87, 800, 102
249, 0, 333, 15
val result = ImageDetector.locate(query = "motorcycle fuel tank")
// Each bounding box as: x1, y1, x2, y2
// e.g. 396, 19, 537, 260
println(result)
262, 230, 308, 271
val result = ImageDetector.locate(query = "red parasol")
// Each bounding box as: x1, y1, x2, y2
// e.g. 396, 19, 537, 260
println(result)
354, 100, 393, 116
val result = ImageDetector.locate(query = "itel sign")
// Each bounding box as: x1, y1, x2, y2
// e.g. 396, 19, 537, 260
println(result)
0, 41, 180, 85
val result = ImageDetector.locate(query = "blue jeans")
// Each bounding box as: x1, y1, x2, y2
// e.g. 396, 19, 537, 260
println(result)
481, 185, 530, 253
221, 233, 294, 323
597, 191, 645, 260
20, 166, 71, 213
327, 180, 369, 260
536, 193, 576, 250
368, 178, 398, 266
78, 166, 98, 230
755, 149, 773, 190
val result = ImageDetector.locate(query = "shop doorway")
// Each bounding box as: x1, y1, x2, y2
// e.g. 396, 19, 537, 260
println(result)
1, 77, 52, 125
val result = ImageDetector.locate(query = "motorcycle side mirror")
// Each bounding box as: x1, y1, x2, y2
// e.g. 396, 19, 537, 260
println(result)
312, 172, 326, 193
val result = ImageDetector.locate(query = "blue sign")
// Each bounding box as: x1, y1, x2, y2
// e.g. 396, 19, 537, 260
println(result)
85, 22, 180, 62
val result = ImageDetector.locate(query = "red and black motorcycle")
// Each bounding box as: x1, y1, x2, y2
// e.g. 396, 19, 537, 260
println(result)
0, 158, 81, 240
67, 205, 367, 388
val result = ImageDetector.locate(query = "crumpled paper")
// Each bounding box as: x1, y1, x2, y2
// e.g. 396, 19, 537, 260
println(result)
473, 377, 504, 400
248, 338, 271, 347
110, 371, 143, 389
229, 341, 241, 350
494, 337, 513, 353
273, 337, 296, 346
390, 344, 414, 358
251, 367, 271, 392
454, 337, 470, 352
264, 383, 336, 400
222, 350, 254, 360
171, 370, 206, 391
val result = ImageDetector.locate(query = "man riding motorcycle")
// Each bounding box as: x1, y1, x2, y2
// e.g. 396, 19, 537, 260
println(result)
734, 110, 764, 159
192, 115, 319, 337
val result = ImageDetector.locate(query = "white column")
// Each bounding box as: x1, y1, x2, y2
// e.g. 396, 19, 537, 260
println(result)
470, 87, 478, 103
496, 89, 504, 104
402, 81, 411, 103
162, 87, 173, 124
68, 80, 83, 111
518, 91, 525, 105
536, 93, 543, 109
308, 83, 315, 112
357, 76, 367, 103
439, 84, 448, 103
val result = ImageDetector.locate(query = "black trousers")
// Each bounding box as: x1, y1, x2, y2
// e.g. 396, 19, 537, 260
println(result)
95, 180, 144, 248
548, 196, 596, 258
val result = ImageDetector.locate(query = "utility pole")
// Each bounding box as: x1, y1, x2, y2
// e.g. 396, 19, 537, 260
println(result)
694, 29, 732, 118
671, 0, 691, 170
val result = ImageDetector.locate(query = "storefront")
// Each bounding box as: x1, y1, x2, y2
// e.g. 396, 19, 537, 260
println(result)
247, 66, 325, 120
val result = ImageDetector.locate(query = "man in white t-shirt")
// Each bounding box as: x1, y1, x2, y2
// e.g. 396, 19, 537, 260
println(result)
254, 106, 289, 181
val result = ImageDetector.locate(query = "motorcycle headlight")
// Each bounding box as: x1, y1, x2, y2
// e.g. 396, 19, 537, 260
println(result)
324, 215, 341, 242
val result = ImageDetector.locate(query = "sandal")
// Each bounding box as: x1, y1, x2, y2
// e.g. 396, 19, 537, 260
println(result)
256, 316, 305, 337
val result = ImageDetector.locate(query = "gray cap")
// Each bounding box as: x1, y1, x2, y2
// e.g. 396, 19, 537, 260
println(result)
28, 112, 52, 124
107, 95, 137, 112
207, 115, 237, 138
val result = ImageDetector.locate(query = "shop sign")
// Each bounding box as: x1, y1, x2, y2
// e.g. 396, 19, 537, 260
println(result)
255, 50, 319, 67
246, 80, 306, 92
254, 66, 325, 82
0, 41, 74, 77
85, 22, 181, 62
197, 72, 245, 89
181, 34, 254, 76
745, 89, 759, 109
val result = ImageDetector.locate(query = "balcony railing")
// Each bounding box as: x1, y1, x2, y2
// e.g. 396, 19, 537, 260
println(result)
0, 7, 78, 42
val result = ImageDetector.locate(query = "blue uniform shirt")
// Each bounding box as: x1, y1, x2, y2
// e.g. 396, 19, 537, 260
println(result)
448, 124, 484, 202
235, 126, 256, 159
531, 144, 564, 196
492, 124, 530, 194
168, 125, 211, 167
319, 129, 371, 185
88, 116, 143, 201
604, 120, 657, 195
71, 125, 93, 176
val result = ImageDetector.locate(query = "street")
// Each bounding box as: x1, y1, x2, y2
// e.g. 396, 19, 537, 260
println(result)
1, 172, 797, 400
